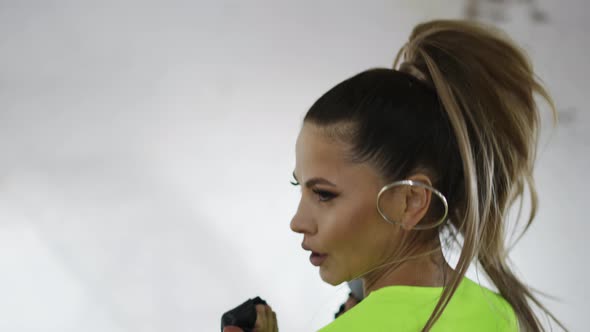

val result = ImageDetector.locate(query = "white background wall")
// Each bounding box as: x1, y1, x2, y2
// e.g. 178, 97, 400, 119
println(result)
0, 0, 588, 331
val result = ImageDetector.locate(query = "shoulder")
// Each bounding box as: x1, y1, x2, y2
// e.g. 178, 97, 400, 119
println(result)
441, 277, 519, 331
319, 277, 519, 332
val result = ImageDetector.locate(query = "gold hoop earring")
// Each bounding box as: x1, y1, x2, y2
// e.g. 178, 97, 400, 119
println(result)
376, 180, 448, 230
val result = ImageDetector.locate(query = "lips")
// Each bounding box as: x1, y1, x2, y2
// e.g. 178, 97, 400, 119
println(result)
310, 252, 328, 266
302, 243, 326, 255
302, 242, 328, 266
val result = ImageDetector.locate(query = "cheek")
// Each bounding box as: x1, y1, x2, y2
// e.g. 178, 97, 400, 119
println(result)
320, 200, 384, 276
320, 202, 369, 251
346, 204, 388, 261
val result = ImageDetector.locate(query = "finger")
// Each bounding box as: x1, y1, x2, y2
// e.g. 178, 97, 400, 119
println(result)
344, 295, 359, 311
265, 305, 278, 332
272, 310, 278, 332
263, 305, 272, 331
254, 304, 266, 330
223, 326, 243, 332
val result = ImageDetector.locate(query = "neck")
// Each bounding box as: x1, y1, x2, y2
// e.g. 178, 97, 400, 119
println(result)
361, 244, 454, 298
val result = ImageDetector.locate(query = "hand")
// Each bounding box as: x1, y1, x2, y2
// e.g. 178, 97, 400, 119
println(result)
223, 304, 278, 332
223, 327, 243, 332
344, 294, 360, 311
334, 294, 360, 318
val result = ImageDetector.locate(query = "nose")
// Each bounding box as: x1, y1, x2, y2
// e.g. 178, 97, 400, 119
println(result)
290, 199, 316, 235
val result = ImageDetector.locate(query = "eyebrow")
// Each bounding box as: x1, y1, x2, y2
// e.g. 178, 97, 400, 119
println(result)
292, 171, 336, 188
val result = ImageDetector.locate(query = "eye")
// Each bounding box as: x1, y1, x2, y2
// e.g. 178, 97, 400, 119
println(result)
290, 172, 300, 186
313, 189, 336, 202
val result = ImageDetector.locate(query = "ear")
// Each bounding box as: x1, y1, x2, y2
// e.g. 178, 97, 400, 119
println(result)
399, 174, 433, 230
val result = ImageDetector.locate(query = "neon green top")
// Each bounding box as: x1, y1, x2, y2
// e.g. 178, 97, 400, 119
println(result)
319, 277, 518, 331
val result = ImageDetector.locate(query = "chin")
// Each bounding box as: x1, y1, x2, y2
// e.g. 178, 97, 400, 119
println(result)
319, 267, 346, 286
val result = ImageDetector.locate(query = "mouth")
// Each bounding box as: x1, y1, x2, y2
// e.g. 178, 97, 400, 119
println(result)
302, 243, 328, 266
310, 252, 328, 266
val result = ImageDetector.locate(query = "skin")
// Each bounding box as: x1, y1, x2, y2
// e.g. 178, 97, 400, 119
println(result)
224, 122, 453, 331
223, 304, 277, 332
290, 123, 453, 297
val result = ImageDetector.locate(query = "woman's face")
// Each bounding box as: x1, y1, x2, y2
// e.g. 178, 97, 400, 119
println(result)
290, 123, 401, 285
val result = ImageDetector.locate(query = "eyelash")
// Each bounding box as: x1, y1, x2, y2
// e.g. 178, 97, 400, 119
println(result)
313, 189, 336, 202
290, 180, 336, 202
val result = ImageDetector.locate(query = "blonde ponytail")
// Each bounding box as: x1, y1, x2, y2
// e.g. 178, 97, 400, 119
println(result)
394, 20, 565, 331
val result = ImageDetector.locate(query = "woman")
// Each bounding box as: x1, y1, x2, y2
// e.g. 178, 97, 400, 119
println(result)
225, 19, 565, 331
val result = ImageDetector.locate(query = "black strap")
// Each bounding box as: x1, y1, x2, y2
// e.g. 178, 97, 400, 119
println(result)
221, 296, 267, 332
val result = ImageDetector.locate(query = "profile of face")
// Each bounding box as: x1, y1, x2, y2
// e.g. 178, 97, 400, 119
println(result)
290, 123, 433, 286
